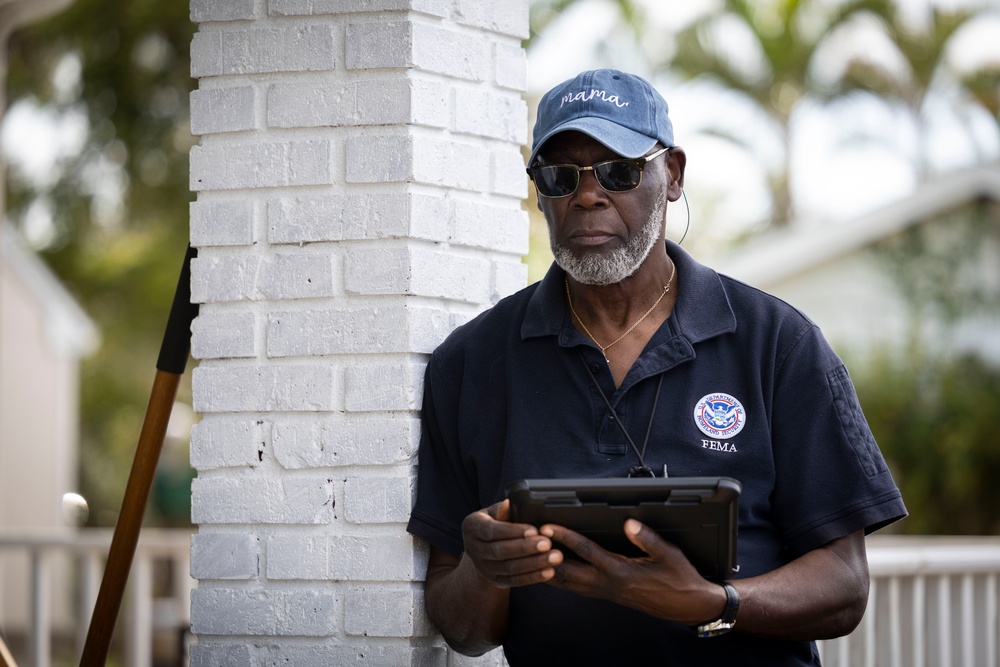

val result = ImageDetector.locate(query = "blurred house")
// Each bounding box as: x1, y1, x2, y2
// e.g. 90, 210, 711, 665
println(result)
0, 228, 98, 636
708, 165, 1000, 366
0, 0, 90, 642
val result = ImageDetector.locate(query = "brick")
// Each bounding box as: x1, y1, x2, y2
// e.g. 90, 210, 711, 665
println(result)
191, 588, 337, 636
455, 0, 530, 39
345, 134, 490, 192
190, 199, 255, 247
409, 78, 452, 129
267, 193, 448, 245
344, 476, 412, 524
191, 309, 257, 359
267, 307, 406, 357
492, 258, 529, 304
190, 417, 268, 470
272, 415, 420, 469
344, 584, 428, 637
190, 139, 332, 191
495, 42, 526, 92
190, 26, 335, 78
345, 22, 411, 70
267, 252, 337, 299
344, 360, 425, 412
412, 23, 490, 81
191, 0, 255, 22
190, 254, 265, 303
270, 0, 449, 17
191, 532, 259, 580
412, 135, 491, 191
450, 199, 529, 254
225, 644, 447, 665
267, 77, 449, 130
344, 248, 490, 303
192, 475, 335, 524
347, 22, 489, 82
493, 146, 528, 198
452, 87, 527, 143
344, 245, 491, 303
189, 643, 253, 667
192, 364, 336, 412
344, 134, 411, 183
267, 303, 450, 357
190, 87, 257, 135
266, 534, 422, 580
190, 252, 335, 303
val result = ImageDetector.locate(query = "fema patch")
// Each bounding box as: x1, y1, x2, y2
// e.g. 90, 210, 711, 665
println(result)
693, 393, 746, 439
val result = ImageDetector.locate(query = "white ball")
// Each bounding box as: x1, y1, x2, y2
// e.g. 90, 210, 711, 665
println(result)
61, 492, 90, 527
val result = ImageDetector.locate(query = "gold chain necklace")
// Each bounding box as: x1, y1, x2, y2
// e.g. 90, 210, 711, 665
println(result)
565, 260, 676, 363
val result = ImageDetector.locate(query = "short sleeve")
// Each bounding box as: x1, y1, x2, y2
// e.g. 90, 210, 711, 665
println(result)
769, 327, 907, 558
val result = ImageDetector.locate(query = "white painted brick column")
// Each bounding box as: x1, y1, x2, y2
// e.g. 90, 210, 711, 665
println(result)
187, 1, 529, 664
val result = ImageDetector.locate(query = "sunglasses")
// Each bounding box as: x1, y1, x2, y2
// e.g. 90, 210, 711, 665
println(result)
527, 146, 670, 198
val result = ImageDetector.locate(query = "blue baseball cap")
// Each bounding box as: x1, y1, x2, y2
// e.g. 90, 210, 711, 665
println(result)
528, 69, 674, 167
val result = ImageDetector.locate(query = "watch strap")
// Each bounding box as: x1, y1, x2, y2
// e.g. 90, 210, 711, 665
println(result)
696, 582, 740, 638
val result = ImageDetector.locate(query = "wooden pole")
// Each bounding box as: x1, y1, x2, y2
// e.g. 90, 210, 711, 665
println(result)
0, 633, 18, 667
79, 246, 198, 667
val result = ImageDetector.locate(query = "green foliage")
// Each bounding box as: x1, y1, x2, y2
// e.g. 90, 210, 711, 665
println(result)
852, 349, 1000, 535
5, 0, 195, 526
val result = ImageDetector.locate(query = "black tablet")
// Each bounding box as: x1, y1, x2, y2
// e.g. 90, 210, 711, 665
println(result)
506, 476, 740, 581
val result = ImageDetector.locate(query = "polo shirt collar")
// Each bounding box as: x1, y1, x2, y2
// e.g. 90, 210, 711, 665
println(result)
521, 241, 737, 344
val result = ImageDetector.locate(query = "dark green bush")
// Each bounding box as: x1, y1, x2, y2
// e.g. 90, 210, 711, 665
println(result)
851, 350, 1000, 535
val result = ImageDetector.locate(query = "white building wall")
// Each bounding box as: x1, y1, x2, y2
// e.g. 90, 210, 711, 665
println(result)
187, 0, 528, 664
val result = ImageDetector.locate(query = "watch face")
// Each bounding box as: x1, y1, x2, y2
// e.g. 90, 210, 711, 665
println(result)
697, 621, 735, 638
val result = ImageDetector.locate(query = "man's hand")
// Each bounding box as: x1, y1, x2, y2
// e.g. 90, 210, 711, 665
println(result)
461, 499, 564, 588
541, 519, 725, 626
542, 520, 872, 641
423, 500, 565, 655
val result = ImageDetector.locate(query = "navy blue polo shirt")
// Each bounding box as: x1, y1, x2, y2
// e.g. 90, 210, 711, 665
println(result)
408, 242, 906, 666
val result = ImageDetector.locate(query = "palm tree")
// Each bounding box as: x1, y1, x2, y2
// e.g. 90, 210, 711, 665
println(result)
825, 4, 989, 178
667, 0, 892, 226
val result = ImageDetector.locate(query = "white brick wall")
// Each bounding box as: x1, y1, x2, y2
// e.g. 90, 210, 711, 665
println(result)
189, 0, 525, 664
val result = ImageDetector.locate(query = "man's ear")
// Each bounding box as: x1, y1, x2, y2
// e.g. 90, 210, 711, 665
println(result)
666, 148, 686, 202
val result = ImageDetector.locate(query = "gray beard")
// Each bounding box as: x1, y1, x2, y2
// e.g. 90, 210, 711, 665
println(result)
551, 190, 667, 286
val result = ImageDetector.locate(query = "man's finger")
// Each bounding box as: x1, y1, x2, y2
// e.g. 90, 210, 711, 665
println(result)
489, 499, 511, 522
541, 524, 613, 567
625, 519, 686, 562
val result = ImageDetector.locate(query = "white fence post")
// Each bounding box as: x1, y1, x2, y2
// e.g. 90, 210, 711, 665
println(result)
187, 0, 529, 664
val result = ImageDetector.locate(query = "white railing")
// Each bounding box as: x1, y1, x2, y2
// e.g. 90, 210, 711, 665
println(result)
820, 536, 1000, 667
1, 532, 998, 666
0, 528, 192, 667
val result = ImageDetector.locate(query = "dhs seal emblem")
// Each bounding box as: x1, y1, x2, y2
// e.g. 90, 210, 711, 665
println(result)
694, 393, 746, 439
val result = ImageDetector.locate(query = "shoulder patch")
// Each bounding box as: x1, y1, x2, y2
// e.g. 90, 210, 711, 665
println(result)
693, 393, 746, 439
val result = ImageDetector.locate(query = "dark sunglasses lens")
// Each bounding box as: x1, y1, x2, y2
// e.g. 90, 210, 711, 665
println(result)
596, 160, 642, 192
533, 166, 579, 197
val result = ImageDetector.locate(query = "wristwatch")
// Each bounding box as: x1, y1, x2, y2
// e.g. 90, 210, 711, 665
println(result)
696, 582, 740, 638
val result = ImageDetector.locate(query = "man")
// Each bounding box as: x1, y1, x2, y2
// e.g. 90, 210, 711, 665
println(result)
406, 69, 906, 665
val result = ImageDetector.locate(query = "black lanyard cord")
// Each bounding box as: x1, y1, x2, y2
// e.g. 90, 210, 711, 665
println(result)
579, 353, 665, 477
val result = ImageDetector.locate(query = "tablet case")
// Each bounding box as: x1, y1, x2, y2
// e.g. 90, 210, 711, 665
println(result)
507, 476, 740, 580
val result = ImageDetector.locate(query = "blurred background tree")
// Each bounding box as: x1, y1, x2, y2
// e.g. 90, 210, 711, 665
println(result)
852, 349, 1000, 535
4, 0, 195, 527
